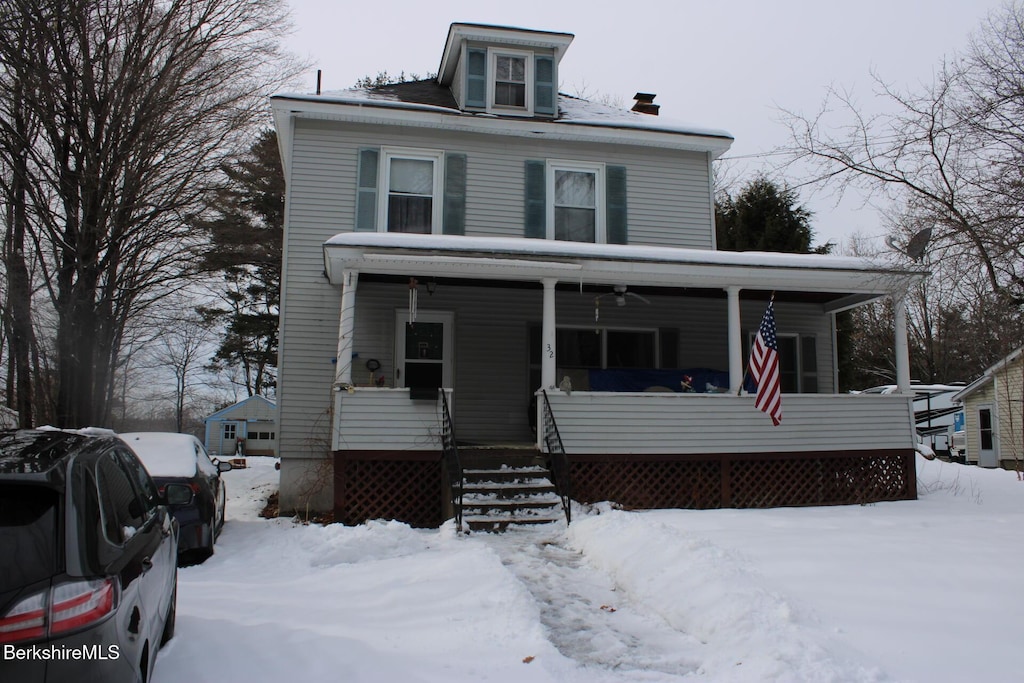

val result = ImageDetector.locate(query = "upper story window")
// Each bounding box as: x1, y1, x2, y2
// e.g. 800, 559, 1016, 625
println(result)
355, 147, 467, 235
464, 47, 555, 117
492, 52, 528, 109
547, 161, 605, 243
381, 148, 444, 234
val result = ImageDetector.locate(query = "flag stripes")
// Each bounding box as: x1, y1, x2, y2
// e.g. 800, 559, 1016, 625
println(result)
749, 299, 782, 426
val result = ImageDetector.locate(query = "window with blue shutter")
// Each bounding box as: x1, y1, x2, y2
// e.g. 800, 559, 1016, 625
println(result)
524, 160, 546, 238
534, 55, 556, 116
606, 165, 628, 244
355, 148, 379, 231
465, 48, 487, 108
443, 153, 467, 235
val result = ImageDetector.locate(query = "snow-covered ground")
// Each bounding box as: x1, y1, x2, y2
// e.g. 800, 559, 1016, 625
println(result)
153, 456, 1024, 683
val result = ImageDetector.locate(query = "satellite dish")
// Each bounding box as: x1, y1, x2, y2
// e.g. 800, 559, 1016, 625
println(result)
885, 227, 932, 262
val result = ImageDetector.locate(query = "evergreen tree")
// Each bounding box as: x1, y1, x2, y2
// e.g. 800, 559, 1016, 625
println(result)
716, 175, 831, 254
197, 129, 283, 397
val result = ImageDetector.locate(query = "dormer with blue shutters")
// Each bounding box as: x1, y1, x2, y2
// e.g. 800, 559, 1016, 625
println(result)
438, 24, 572, 118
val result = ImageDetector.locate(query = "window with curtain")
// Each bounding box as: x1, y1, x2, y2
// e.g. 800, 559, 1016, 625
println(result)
387, 157, 435, 233
551, 165, 601, 242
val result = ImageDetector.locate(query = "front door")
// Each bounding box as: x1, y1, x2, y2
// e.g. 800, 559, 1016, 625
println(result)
394, 310, 454, 391
978, 406, 997, 467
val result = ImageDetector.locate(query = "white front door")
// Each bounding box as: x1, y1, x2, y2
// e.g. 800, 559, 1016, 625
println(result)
394, 310, 454, 390
978, 406, 997, 468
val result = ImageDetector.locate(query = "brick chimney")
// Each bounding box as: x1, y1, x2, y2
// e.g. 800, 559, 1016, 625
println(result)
631, 92, 659, 115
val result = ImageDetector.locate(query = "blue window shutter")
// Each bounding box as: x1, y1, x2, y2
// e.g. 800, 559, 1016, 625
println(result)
534, 55, 556, 116
524, 160, 546, 238
606, 165, 628, 244
355, 147, 379, 231
466, 48, 487, 108
443, 153, 467, 235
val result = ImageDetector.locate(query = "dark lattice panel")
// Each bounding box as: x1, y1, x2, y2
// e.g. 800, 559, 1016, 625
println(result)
571, 460, 722, 509
334, 457, 443, 528
728, 453, 911, 508
570, 452, 914, 511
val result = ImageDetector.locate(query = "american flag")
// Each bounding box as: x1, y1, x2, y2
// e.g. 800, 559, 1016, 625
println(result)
749, 299, 782, 426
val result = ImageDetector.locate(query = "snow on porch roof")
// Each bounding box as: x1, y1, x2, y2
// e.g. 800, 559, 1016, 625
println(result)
323, 233, 925, 303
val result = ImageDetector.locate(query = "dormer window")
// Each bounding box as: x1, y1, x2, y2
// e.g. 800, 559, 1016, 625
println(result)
493, 53, 527, 108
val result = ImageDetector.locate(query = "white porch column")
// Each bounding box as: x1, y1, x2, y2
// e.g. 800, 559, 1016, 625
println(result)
727, 286, 743, 392
893, 290, 912, 392
541, 278, 558, 390
334, 269, 359, 386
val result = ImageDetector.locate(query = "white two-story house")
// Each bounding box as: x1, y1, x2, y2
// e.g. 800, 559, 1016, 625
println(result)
271, 23, 924, 526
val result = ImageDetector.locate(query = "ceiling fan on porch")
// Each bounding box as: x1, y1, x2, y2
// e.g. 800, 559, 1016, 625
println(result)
594, 285, 650, 322
596, 285, 651, 307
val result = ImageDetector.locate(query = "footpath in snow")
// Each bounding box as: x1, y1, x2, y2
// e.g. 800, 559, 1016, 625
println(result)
153, 455, 1024, 683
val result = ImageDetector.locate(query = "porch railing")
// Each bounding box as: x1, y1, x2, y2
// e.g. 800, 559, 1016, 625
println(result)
540, 389, 571, 524
439, 388, 463, 529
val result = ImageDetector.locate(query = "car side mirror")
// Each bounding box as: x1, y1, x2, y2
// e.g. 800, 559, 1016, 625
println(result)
164, 483, 194, 505
217, 461, 233, 473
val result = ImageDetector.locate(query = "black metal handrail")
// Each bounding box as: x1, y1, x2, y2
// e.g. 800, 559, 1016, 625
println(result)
439, 389, 463, 530
540, 389, 571, 524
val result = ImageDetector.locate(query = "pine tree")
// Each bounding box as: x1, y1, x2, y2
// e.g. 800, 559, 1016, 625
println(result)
197, 129, 283, 397
716, 175, 830, 254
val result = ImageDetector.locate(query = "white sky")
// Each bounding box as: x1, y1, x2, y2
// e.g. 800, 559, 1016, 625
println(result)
281, 0, 1004, 247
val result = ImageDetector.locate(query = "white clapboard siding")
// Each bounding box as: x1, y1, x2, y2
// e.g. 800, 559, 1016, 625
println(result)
542, 392, 915, 454
333, 389, 447, 450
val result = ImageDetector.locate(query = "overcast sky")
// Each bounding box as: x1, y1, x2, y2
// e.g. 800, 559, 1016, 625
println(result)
282, 0, 1005, 247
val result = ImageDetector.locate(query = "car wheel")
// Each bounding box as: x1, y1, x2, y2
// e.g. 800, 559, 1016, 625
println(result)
160, 575, 177, 645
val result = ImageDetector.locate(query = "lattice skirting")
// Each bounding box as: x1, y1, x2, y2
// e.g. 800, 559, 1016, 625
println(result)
570, 450, 917, 510
332, 449, 916, 526
333, 451, 444, 528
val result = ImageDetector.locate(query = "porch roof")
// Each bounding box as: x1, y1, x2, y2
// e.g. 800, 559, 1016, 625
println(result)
323, 233, 925, 309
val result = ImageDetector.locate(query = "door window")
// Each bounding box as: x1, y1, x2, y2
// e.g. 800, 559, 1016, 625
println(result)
979, 408, 994, 450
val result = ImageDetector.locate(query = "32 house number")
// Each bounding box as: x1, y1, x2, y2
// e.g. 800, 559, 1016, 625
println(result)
546, 344, 554, 358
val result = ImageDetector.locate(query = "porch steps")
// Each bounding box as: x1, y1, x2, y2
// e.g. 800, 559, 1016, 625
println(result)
458, 448, 565, 532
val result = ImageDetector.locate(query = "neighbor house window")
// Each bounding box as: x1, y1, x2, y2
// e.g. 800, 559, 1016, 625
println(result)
547, 161, 605, 243
223, 423, 235, 441
379, 148, 444, 234
494, 54, 526, 107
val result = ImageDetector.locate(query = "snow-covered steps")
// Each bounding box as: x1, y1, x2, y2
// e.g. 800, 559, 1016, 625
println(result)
459, 457, 567, 532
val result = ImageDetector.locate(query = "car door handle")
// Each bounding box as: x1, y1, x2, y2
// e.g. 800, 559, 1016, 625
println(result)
141, 557, 154, 573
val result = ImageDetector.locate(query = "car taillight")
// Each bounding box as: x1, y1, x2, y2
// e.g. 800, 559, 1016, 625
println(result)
0, 592, 46, 643
50, 578, 116, 635
0, 578, 118, 644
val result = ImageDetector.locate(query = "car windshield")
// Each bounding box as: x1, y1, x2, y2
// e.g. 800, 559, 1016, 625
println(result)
0, 484, 59, 588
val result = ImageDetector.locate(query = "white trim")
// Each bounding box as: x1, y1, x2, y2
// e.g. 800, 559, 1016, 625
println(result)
546, 159, 606, 243
271, 97, 734, 157
487, 48, 533, 116
377, 147, 445, 235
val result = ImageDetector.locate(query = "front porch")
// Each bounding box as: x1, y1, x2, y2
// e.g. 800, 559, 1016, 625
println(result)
324, 233, 924, 526
331, 387, 917, 526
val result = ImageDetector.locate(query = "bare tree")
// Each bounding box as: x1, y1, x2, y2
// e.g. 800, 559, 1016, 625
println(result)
0, 0, 301, 427
780, 1, 1024, 305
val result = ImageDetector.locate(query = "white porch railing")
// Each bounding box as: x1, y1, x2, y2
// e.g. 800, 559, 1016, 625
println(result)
332, 387, 450, 451
538, 391, 916, 454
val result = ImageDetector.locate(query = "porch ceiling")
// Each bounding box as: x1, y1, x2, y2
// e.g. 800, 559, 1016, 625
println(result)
323, 233, 925, 299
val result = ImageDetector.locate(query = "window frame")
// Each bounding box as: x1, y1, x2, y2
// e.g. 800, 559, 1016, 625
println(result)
377, 147, 445, 235
545, 160, 606, 243
487, 48, 533, 115
745, 330, 818, 393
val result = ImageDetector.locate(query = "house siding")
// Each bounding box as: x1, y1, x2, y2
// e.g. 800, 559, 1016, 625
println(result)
963, 357, 1024, 468
277, 117, 721, 509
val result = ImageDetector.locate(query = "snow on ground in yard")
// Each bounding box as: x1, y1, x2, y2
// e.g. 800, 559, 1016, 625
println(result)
153, 455, 1024, 683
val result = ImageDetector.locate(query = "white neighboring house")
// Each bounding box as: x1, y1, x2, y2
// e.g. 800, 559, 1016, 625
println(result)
203, 395, 277, 457
270, 22, 927, 524
0, 406, 17, 429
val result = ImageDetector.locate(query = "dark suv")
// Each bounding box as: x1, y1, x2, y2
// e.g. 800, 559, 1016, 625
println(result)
0, 429, 178, 683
